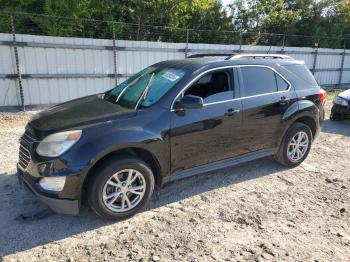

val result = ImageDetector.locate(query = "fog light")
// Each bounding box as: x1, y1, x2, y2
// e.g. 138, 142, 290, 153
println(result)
39, 177, 66, 192
38, 164, 46, 174
38, 163, 52, 175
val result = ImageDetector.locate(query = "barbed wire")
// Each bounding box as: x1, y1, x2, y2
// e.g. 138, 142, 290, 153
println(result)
0, 11, 349, 49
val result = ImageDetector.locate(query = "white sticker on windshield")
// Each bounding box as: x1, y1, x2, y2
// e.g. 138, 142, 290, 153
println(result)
162, 71, 180, 82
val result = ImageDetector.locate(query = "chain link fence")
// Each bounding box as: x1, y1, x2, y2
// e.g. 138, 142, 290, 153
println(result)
1, 12, 350, 48
1, 12, 350, 109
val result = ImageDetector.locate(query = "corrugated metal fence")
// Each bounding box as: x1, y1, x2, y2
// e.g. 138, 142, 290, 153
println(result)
1, 32, 350, 109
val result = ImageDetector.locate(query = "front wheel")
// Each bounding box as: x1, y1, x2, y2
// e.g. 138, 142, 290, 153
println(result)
330, 113, 342, 121
275, 122, 313, 167
88, 156, 155, 219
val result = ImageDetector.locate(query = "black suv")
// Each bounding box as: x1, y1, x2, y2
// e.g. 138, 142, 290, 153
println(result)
17, 54, 326, 219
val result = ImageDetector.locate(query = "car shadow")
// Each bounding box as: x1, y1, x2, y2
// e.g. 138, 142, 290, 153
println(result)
0, 156, 286, 257
321, 119, 350, 136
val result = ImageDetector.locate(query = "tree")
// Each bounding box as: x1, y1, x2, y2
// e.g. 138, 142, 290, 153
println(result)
0, 0, 349, 48
0, 0, 233, 42
229, 0, 349, 48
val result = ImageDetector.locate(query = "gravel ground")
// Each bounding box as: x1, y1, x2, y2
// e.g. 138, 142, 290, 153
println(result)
0, 99, 350, 261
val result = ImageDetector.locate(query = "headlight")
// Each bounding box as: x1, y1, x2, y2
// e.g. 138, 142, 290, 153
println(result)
334, 96, 349, 106
39, 176, 66, 191
36, 130, 82, 157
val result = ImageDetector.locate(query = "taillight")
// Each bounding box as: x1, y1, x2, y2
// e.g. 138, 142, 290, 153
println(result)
318, 88, 327, 104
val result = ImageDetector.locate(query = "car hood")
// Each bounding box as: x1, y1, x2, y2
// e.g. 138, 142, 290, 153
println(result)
30, 94, 135, 132
339, 89, 350, 100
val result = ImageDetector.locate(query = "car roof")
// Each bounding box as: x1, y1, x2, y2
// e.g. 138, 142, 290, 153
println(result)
155, 57, 303, 72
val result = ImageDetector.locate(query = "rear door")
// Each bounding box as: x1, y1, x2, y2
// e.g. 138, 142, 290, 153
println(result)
238, 65, 296, 152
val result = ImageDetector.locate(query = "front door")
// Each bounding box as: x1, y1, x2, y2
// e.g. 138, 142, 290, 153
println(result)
169, 68, 243, 173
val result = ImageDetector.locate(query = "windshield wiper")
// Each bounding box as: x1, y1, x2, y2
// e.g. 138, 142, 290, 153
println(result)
115, 74, 144, 103
102, 90, 116, 102
135, 73, 155, 110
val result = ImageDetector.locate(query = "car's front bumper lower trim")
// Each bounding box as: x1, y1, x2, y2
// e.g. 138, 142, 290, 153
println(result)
18, 167, 79, 215
332, 104, 350, 114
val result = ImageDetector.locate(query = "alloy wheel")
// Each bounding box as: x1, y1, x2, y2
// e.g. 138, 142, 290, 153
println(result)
102, 169, 146, 212
287, 131, 309, 162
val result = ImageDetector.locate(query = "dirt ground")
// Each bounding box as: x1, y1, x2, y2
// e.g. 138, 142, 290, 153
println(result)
0, 95, 350, 262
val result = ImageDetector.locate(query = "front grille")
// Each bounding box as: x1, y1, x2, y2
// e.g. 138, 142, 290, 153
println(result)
19, 144, 31, 169
18, 128, 37, 170
22, 129, 36, 144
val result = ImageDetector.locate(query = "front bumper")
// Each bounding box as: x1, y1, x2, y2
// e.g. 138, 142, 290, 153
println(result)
17, 165, 79, 215
331, 103, 350, 118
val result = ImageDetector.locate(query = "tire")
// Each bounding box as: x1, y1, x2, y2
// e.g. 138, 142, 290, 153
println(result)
330, 106, 343, 121
87, 156, 155, 220
330, 113, 342, 121
275, 122, 313, 167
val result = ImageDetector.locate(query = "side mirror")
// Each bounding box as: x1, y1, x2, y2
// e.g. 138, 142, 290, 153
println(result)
174, 95, 204, 110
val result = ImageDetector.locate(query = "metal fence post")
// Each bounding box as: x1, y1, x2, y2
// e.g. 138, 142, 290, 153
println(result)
338, 40, 346, 88
312, 43, 319, 75
185, 29, 189, 58
10, 15, 25, 111
112, 21, 118, 86
136, 18, 141, 41
280, 34, 286, 53
239, 32, 243, 52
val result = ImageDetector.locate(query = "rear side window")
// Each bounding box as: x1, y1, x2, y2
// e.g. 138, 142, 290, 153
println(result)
275, 74, 289, 91
283, 64, 318, 86
241, 67, 289, 96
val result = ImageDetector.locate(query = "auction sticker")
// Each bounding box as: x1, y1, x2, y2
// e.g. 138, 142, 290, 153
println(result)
162, 71, 180, 82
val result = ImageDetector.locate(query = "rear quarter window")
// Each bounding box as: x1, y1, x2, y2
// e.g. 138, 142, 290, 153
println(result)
275, 74, 289, 91
282, 64, 318, 86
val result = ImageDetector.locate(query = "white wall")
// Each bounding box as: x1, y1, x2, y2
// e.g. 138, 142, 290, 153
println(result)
0, 33, 349, 107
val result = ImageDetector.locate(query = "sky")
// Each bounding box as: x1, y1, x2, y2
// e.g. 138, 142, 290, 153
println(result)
221, 0, 233, 7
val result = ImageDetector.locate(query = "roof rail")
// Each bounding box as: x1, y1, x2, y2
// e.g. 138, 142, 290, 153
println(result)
226, 53, 293, 60
187, 53, 294, 60
187, 53, 234, 58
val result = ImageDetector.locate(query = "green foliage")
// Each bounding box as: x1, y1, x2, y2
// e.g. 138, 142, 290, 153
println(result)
230, 0, 350, 48
0, 0, 349, 48
0, 0, 232, 42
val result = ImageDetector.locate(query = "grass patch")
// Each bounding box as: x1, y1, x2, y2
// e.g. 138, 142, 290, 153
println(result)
326, 89, 343, 101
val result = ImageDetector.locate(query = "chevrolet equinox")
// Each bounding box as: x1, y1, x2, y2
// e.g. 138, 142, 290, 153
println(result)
17, 54, 326, 219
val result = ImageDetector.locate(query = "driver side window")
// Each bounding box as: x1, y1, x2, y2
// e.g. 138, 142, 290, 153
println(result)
184, 69, 234, 104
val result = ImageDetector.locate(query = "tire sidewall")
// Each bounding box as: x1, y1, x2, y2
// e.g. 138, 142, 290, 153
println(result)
330, 107, 343, 121
330, 112, 342, 121
88, 157, 155, 219
279, 123, 313, 167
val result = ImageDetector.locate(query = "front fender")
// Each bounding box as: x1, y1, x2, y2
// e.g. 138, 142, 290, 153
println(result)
59, 111, 171, 199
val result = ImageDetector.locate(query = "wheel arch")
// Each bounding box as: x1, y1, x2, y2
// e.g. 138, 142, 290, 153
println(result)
278, 114, 318, 149
80, 147, 162, 203
282, 99, 319, 135
293, 115, 317, 139
278, 100, 320, 149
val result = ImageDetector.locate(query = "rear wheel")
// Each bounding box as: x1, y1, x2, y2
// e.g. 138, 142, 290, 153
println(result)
88, 156, 155, 219
275, 122, 312, 167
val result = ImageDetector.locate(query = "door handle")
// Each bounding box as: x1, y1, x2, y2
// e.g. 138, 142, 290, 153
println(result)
225, 108, 240, 116
279, 96, 290, 105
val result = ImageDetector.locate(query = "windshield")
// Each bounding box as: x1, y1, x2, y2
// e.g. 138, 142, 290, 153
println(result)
104, 66, 186, 109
